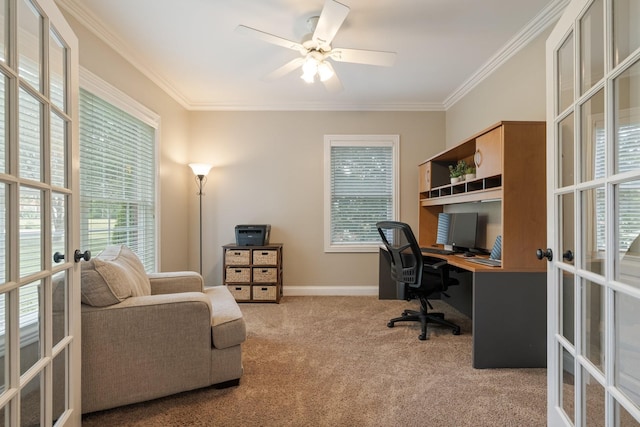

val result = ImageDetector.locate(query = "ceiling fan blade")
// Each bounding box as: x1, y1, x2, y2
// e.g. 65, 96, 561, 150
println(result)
313, 0, 350, 47
329, 48, 397, 67
321, 63, 343, 93
236, 25, 305, 53
264, 57, 305, 81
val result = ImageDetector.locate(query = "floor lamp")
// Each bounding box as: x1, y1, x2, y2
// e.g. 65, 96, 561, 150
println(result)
189, 163, 213, 275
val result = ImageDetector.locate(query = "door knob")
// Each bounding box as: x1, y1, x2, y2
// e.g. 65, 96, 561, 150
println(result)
536, 248, 553, 261
53, 252, 65, 263
563, 250, 574, 262
74, 249, 91, 263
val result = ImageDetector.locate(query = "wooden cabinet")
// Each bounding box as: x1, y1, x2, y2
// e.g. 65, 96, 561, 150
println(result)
474, 126, 502, 179
223, 243, 283, 303
418, 121, 546, 271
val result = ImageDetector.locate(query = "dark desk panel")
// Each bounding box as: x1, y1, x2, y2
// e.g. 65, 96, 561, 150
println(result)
378, 247, 546, 368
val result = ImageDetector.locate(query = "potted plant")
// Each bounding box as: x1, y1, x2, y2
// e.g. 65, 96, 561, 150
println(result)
449, 160, 467, 184
465, 166, 476, 180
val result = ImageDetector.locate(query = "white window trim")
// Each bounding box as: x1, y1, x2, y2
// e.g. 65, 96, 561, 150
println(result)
323, 134, 400, 253
79, 67, 162, 270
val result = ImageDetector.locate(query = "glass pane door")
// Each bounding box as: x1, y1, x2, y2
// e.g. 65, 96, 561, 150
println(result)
547, 0, 640, 425
0, 0, 79, 425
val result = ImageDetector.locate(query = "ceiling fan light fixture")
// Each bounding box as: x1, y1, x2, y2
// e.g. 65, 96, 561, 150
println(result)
302, 55, 318, 74
301, 54, 319, 83
301, 71, 315, 83
317, 61, 334, 82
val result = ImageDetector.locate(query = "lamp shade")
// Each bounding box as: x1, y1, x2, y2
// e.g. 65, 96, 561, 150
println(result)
189, 163, 212, 177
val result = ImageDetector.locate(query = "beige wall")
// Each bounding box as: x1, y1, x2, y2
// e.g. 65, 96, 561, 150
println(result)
190, 111, 445, 289
445, 28, 551, 146
63, 12, 192, 272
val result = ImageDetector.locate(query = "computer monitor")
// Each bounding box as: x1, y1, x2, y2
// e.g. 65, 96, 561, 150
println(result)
435, 212, 478, 252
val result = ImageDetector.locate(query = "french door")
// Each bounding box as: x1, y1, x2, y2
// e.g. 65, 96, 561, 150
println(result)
0, 0, 79, 425
546, 0, 640, 425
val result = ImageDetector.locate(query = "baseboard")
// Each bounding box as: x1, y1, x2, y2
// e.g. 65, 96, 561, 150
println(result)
284, 286, 378, 296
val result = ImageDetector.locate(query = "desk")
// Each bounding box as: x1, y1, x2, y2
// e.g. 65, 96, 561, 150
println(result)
378, 248, 546, 369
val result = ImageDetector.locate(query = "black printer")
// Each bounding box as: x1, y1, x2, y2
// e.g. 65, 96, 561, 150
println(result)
235, 224, 271, 246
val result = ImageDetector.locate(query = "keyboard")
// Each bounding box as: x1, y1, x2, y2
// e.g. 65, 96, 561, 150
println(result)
420, 247, 454, 255
467, 258, 502, 267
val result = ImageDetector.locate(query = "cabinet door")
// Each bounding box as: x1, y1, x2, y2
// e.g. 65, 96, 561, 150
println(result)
419, 162, 431, 192
474, 127, 502, 179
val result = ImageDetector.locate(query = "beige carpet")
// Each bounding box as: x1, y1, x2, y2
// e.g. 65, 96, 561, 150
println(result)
82, 296, 547, 426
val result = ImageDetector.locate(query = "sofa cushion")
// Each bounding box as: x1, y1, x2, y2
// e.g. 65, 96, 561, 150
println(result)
81, 259, 133, 307
95, 245, 151, 297
205, 286, 247, 349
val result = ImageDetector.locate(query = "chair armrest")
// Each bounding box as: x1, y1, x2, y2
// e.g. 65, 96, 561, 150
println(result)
148, 271, 204, 294
425, 260, 448, 270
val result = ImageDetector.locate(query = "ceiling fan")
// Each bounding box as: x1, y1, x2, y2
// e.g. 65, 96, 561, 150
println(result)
236, 0, 396, 92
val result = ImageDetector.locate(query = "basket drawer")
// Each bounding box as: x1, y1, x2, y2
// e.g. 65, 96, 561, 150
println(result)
225, 267, 250, 283
227, 285, 250, 301
252, 285, 277, 301
225, 249, 250, 265
252, 250, 278, 265
252, 267, 277, 283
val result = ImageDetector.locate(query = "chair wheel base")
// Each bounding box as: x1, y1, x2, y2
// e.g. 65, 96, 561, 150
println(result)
453, 327, 461, 335
387, 322, 394, 328
418, 334, 427, 341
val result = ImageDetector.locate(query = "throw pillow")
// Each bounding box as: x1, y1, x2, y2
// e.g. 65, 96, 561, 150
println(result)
96, 245, 151, 296
81, 259, 132, 306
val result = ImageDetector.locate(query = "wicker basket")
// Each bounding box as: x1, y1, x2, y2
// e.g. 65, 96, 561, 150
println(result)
225, 267, 250, 283
225, 249, 250, 265
227, 285, 250, 300
252, 250, 278, 265
252, 267, 277, 283
252, 285, 277, 301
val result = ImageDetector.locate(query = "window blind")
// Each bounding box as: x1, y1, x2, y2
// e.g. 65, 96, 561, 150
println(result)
594, 123, 640, 252
79, 88, 156, 271
616, 124, 640, 252
328, 142, 396, 249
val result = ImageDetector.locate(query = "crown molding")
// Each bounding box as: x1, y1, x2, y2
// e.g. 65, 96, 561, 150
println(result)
443, 0, 569, 110
186, 101, 446, 112
56, 0, 192, 110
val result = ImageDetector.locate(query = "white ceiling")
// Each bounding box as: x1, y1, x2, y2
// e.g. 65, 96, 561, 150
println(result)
57, 0, 567, 111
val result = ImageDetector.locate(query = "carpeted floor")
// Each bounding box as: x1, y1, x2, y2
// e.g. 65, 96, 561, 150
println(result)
82, 296, 547, 426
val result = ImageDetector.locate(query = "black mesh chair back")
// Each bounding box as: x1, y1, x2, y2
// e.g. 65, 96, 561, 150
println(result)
376, 221, 423, 288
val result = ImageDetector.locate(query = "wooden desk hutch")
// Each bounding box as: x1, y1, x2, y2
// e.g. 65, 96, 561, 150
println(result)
418, 121, 548, 368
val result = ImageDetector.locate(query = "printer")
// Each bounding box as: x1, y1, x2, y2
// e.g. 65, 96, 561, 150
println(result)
235, 224, 271, 246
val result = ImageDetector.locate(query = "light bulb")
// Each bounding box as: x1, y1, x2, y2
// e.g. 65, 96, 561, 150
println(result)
317, 61, 334, 82
302, 56, 318, 76
301, 55, 318, 83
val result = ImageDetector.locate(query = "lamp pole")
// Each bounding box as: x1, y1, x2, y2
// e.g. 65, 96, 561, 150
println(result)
189, 163, 212, 276
196, 174, 205, 275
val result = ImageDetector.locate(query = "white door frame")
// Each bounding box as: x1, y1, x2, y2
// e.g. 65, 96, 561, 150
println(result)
0, 0, 79, 425
546, 0, 640, 425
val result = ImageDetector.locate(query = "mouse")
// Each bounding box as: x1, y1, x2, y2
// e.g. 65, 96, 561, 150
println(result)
463, 252, 475, 257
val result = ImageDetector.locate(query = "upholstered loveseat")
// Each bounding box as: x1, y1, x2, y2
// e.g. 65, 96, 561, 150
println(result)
80, 245, 246, 414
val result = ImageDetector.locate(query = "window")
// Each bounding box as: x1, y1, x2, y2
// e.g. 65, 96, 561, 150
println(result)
79, 70, 159, 271
324, 135, 399, 252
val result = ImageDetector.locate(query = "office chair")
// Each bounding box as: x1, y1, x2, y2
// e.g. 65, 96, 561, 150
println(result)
376, 221, 461, 341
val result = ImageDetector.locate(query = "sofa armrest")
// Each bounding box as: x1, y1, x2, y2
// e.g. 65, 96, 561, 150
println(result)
81, 292, 213, 413
148, 271, 203, 294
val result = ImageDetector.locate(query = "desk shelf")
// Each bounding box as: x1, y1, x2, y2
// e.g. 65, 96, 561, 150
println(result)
421, 175, 502, 206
